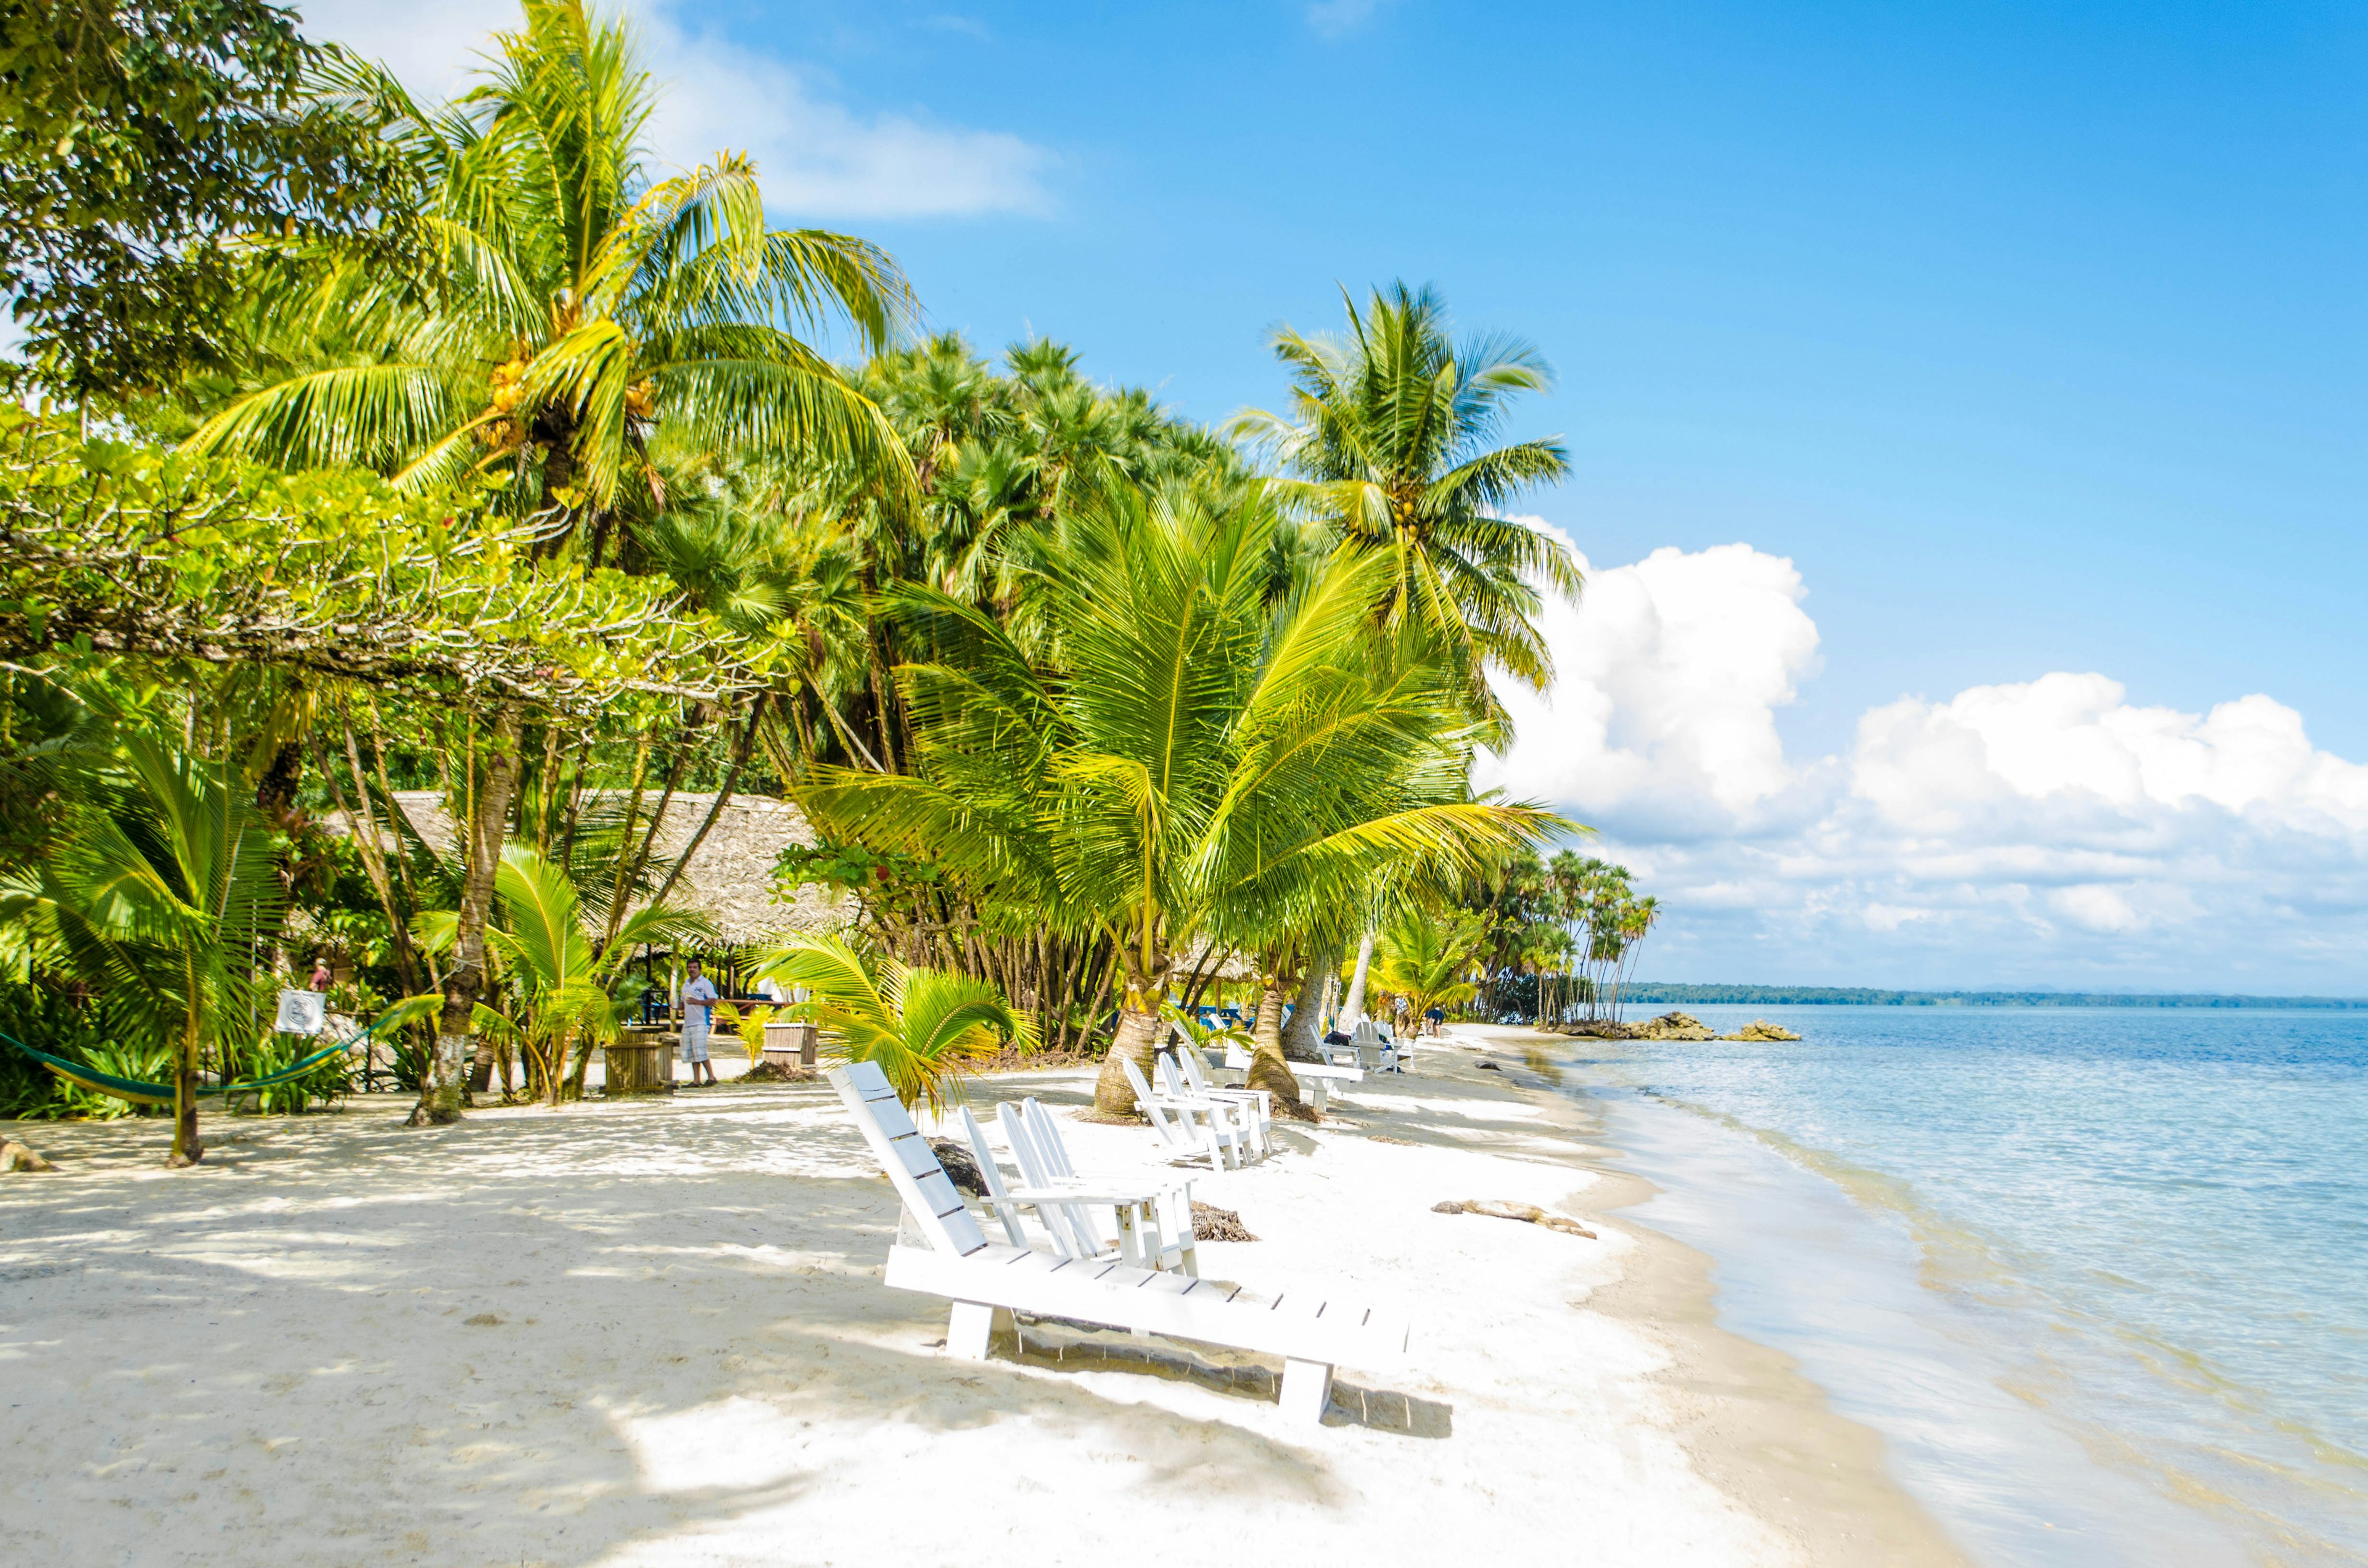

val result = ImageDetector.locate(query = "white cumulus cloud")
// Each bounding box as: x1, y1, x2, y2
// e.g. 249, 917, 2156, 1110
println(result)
1485, 532, 2368, 990
1481, 533, 1823, 831
298, 1, 1052, 220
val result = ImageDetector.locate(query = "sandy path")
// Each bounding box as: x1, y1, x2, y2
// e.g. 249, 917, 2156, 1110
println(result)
0, 1037, 1955, 1567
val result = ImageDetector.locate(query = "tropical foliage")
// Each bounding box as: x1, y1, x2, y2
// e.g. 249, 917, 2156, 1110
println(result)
760, 930, 1032, 1112
0, 0, 1622, 1155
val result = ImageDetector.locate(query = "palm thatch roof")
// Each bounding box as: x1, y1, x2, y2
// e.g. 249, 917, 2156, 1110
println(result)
357, 790, 850, 946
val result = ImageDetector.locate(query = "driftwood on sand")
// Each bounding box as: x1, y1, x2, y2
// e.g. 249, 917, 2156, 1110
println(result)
1, 1138, 57, 1172
1433, 1199, 1596, 1239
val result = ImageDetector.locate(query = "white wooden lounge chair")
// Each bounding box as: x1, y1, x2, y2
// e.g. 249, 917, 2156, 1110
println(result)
1350, 1020, 1401, 1073
1003, 1098, 1198, 1276
831, 1061, 1410, 1424
952, 1104, 1193, 1279
1169, 1041, 1273, 1151
1119, 1053, 1251, 1170
1222, 1043, 1362, 1110
1158, 1049, 1268, 1159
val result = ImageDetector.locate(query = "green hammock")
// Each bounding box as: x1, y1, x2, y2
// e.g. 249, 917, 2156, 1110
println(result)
0, 1013, 395, 1107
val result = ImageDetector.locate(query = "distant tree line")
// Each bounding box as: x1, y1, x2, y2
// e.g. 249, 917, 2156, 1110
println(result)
1622, 985, 2368, 1010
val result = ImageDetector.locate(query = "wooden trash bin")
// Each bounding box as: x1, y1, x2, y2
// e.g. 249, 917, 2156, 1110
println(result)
762, 1020, 818, 1071
605, 1027, 676, 1096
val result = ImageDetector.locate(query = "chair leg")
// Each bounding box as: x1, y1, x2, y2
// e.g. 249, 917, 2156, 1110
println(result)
948, 1300, 995, 1360
1280, 1358, 1333, 1425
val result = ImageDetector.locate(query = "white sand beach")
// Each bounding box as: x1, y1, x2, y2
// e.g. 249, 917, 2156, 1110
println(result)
0, 1028, 1962, 1566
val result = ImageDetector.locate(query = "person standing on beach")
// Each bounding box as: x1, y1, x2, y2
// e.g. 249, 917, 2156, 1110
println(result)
680, 958, 720, 1086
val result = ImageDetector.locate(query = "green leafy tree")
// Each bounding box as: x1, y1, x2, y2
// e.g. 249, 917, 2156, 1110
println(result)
760, 929, 1032, 1113
419, 844, 709, 1105
0, 0, 417, 399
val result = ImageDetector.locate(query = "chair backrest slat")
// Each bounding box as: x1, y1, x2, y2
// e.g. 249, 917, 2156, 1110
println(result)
959, 1103, 1027, 1247
827, 1061, 989, 1257
1001, 1101, 1100, 1260
1118, 1054, 1186, 1146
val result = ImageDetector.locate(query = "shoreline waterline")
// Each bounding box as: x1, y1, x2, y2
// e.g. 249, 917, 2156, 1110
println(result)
1453, 1023, 1971, 1566
1511, 1004, 2368, 1568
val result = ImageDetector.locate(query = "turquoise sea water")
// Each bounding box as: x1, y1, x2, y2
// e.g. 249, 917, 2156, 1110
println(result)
1550, 1006, 2368, 1566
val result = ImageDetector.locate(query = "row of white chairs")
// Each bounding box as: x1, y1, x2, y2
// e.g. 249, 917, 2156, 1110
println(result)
830, 1059, 1410, 1424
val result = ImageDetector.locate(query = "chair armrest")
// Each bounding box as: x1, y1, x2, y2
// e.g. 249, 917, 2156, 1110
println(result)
1005, 1186, 1162, 1206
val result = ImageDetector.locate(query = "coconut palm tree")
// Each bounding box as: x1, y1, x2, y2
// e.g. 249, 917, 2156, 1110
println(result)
0, 731, 286, 1165
760, 930, 1032, 1112
183, 0, 916, 556
1368, 905, 1485, 1035
796, 475, 1567, 1117
1230, 281, 1583, 707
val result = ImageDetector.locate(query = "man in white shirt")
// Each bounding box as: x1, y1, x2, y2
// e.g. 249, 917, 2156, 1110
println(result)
679, 958, 721, 1086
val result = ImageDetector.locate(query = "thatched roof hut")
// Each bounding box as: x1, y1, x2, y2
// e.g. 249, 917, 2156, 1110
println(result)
371, 790, 849, 945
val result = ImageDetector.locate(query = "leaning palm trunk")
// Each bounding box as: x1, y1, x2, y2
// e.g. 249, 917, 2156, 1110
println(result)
1245, 971, 1313, 1122
1338, 928, 1376, 1032
1278, 954, 1332, 1061
420, 705, 519, 1126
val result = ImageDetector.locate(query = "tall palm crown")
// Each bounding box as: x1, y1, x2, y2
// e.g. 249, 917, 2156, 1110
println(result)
1232, 281, 1583, 704
184, 0, 915, 556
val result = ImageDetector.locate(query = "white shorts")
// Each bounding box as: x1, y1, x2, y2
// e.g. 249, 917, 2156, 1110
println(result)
680, 1022, 711, 1064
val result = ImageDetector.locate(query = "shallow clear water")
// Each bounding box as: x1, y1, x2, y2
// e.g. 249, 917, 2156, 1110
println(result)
1548, 1006, 2368, 1566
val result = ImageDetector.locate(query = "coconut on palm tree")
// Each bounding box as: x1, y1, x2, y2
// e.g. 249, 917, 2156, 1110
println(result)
183, 0, 916, 557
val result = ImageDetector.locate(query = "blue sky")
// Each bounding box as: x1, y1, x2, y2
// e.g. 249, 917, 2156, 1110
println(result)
313, 1, 2368, 992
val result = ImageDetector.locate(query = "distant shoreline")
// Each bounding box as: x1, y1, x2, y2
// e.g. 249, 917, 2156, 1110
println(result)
1623, 985, 2368, 1009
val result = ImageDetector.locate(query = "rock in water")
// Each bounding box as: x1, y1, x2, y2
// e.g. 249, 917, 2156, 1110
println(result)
1724, 1019, 1803, 1041
1634, 1011, 1717, 1041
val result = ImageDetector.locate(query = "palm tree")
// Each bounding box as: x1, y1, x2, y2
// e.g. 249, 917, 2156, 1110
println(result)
0, 732, 286, 1165
184, 0, 916, 556
796, 476, 1567, 1116
422, 844, 710, 1106
1230, 281, 1583, 706
1368, 906, 1484, 1035
760, 930, 1032, 1112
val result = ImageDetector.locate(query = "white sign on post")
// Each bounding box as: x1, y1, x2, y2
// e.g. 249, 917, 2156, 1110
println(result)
275, 988, 327, 1037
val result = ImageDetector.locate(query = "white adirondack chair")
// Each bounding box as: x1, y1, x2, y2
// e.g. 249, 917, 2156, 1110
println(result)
831, 1061, 1408, 1424
1119, 1053, 1249, 1171
1003, 1099, 1198, 1276
1222, 1043, 1362, 1111
1159, 1049, 1269, 1159
1350, 1019, 1401, 1073
1169, 1041, 1273, 1151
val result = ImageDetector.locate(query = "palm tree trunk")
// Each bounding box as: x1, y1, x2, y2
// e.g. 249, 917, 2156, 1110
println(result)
418, 704, 519, 1127
169, 1009, 203, 1167
1245, 971, 1312, 1120
1092, 958, 1167, 1115
1338, 928, 1376, 1031
1280, 947, 1334, 1061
